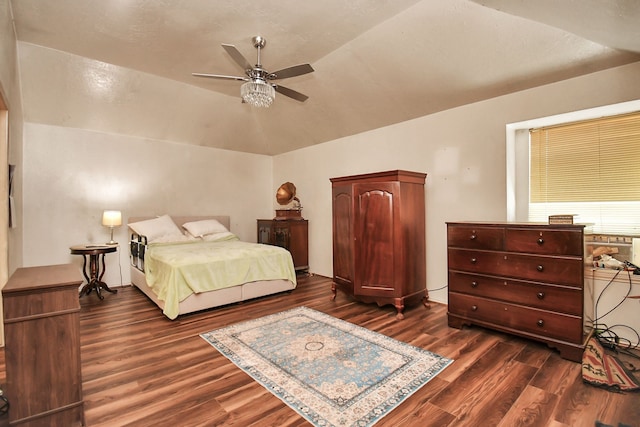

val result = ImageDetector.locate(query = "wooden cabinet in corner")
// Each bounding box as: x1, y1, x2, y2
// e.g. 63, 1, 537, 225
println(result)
257, 218, 309, 273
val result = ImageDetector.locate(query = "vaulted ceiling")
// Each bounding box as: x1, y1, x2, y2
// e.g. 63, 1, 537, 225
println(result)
10, 0, 640, 155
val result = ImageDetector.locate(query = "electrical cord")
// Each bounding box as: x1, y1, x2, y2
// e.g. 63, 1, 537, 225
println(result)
594, 322, 640, 351
594, 269, 629, 320
116, 245, 123, 286
0, 384, 8, 414
590, 268, 640, 353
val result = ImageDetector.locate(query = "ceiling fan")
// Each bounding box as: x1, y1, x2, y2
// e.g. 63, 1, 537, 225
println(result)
192, 36, 314, 107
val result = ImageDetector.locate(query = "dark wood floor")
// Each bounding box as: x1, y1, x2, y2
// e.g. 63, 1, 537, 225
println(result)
0, 274, 638, 426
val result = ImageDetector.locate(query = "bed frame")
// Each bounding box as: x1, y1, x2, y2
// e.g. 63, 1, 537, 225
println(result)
128, 215, 296, 318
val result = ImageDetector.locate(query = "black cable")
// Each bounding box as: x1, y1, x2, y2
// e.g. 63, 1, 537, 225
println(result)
591, 269, 640, 352
600, 324, 640, 350
594, 322, 640, 351
0, 384, 8, 414
593, 269, 623, 321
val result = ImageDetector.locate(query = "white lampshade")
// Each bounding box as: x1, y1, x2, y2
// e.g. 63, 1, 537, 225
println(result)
102, 210, 122, 227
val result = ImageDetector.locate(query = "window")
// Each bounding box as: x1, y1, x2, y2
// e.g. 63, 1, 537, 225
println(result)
528, 112, 640, 235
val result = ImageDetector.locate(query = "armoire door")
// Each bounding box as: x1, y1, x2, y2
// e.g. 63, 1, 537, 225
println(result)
287, 220, 309, 271
332, 184, 354, 291
353, 181, 400, 296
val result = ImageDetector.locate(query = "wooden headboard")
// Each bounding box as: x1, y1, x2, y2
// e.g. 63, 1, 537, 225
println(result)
127, 215, 231, 231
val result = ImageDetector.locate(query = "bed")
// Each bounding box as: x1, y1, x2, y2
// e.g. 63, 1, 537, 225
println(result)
128, 215, 297, 319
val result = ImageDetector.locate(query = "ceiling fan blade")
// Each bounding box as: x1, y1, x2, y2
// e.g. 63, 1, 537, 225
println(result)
222, 44, 253, 71
270, 64, 314, 80
192, 73, 248, 82
274, 85, 309, 102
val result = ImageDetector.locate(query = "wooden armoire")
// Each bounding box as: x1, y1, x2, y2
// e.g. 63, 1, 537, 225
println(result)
330, 170, 428, 319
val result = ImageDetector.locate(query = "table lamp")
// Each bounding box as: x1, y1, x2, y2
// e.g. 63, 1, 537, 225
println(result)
102, 210, 122, 245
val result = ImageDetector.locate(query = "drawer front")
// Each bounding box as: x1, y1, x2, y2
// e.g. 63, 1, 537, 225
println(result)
448, 271, 583, 315
3, 287, 80, 320
447, 224, 504, 250
447, 248, 583, 287
505, 228, 583, 256
448, 292, 583, 343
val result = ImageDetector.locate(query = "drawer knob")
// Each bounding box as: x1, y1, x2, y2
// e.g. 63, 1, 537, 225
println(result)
470, 258, 477, 264
471, 281, 478, 288
470, 234, 477, 240
537, 292, 545, 299
537, 238, 544, 245
537, 319, 544, 327
471, 305, 478, 311
537, 265, 544, 272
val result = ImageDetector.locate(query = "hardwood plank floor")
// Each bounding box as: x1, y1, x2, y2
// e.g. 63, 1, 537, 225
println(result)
0, 274, 638, 426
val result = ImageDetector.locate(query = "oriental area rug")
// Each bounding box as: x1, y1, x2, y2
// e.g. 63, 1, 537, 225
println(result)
200, 306, 453, 427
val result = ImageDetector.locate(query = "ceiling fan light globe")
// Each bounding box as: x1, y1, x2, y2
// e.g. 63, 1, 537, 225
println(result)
241, 81, 275, 108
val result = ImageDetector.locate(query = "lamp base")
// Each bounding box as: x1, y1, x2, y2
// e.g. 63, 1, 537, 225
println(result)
106, 227, 117, 245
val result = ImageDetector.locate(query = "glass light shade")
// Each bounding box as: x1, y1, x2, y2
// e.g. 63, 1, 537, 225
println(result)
102, 210, 122, 227
241, 80, 275, 108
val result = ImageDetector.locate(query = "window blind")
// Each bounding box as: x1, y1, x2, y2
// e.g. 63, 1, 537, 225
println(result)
529, 111, 640, 235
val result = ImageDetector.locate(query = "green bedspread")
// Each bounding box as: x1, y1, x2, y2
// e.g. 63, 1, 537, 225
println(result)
144, 235, 296, 319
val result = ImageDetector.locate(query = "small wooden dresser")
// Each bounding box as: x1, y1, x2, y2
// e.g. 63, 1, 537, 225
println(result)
257, 218, 309, 273
3, 264, 85, 426
446, 222, 590, 362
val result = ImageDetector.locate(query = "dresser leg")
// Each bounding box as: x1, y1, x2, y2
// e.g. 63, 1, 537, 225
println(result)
422, 295, 431, 309
550, 342, 584, 363
447, 314, 466, 329
394, 300, 406, 320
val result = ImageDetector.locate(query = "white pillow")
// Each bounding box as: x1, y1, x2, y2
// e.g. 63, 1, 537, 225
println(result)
128, 215, 184, 243
182, 219, 229, 238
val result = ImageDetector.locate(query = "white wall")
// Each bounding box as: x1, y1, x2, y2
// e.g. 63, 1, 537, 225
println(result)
22, 124, 273, 286
1, 0, 25, 347
18, 60, 640, 306
1, 0, 25, 274
273, 61, 640, 305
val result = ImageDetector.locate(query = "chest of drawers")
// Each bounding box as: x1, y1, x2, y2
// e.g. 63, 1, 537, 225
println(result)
446, 222, 590, 362
3, 264, 85, 426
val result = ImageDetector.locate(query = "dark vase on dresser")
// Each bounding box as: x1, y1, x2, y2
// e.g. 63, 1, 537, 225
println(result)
330, 170, 428, 319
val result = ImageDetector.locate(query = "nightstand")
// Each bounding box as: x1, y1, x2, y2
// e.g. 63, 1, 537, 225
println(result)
70, 244, 118, 299
257, 219, 309, 273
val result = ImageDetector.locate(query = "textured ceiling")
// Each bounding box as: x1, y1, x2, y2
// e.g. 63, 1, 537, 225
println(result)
10, 0, 640, 155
